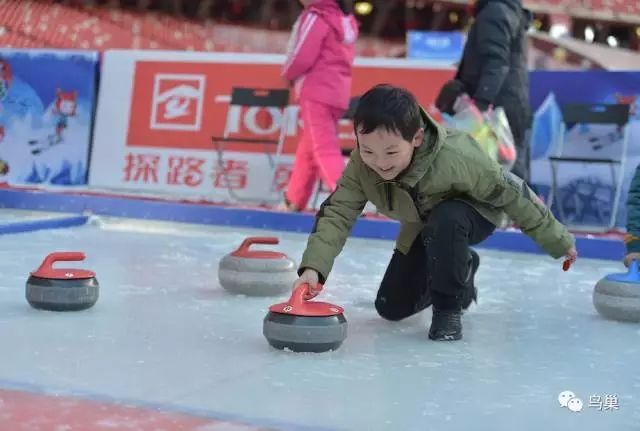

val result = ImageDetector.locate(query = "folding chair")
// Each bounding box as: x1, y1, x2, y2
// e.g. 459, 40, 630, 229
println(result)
547, 103, 631, 231
311, 96, 360, 209
211, 87, 290, 203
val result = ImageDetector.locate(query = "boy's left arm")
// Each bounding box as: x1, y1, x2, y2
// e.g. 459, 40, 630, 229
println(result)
456, 143, 574, 258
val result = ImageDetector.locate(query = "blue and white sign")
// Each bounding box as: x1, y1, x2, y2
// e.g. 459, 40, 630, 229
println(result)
406, 31, 465, 63
0, 49, 99, 187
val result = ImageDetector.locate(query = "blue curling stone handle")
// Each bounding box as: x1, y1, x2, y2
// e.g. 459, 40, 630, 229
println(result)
605, 260, 640, 284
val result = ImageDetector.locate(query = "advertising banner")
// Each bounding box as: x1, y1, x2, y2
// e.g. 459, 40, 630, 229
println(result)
0, 49, 98, 186
90, 50, 454, 204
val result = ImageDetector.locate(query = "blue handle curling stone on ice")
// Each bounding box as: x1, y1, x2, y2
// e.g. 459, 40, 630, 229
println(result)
593, 260, 640, 322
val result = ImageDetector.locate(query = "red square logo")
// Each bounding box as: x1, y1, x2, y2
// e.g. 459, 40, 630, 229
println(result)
150, 74, 205, 131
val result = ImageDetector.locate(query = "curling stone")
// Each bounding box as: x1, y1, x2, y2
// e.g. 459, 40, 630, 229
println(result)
218, 236, 296, 296
593, 260, 640, 323
263, 283, 347, 353
26, 252, 99, 311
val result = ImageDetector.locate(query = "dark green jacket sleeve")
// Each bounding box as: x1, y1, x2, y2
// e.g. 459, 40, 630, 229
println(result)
625, 165, 640, 253
298, 159, 368, 283
453, 137, 574, 258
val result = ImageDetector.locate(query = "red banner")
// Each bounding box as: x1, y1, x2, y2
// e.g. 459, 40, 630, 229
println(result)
126, 61, 453, 155
90, 51, 454, 204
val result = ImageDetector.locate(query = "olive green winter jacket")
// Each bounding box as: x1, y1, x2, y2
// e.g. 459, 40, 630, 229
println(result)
300, 109, 575, 283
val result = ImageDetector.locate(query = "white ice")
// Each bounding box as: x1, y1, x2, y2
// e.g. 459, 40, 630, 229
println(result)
0, 215, 638, 430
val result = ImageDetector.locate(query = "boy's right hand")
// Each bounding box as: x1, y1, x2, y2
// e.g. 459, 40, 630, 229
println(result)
293, 268, 320, 297
624, 252, 640, 267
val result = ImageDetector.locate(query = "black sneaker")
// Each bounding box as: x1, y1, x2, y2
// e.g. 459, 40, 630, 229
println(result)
428, 308, 462, 341
461, 249, 480, 310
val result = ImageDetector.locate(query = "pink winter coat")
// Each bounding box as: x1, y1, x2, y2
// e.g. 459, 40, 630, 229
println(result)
282, 0, 358, 111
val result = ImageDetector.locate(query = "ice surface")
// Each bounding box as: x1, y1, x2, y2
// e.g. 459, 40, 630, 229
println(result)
0, 217, 638, 430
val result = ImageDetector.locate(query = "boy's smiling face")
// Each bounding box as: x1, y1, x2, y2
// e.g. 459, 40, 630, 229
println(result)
358, 127, 424, 180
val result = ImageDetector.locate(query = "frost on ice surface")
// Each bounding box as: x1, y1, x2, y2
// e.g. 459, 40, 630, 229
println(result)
196, 423, 270, 431
0, 219, 637, 431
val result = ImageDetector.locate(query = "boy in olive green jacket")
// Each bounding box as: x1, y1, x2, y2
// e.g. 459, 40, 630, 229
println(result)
293, 84, 577, 341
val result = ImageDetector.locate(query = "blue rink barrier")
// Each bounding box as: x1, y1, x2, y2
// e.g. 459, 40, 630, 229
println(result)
0, 188, 625, 261
0, 214, 88, 235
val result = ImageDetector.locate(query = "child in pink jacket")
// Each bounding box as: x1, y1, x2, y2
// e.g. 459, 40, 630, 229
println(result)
279, 0, 358, 211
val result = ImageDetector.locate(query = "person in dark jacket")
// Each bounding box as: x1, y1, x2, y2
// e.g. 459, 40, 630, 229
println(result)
436, 0, 532, 182
625, 165, 640, 266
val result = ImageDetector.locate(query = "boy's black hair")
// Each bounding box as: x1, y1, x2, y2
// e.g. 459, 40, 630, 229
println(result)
353, 84, 423, 142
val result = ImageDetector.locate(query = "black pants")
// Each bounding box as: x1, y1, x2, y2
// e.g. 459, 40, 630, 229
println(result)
375, 201, 496, 320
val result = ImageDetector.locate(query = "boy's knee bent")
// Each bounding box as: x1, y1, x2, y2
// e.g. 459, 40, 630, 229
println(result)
375, 296, 411, 321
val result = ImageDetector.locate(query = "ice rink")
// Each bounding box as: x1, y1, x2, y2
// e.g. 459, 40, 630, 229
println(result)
0, 212, 638, 430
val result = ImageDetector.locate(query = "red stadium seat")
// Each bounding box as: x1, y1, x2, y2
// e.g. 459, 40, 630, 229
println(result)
6, 0, 634, 56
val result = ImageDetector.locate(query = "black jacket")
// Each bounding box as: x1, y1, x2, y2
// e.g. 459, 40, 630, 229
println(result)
455, 0, 532, 137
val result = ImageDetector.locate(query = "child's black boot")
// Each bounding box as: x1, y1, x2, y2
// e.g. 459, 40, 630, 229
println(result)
428, 291, 462, 341
428, 307, 462, 341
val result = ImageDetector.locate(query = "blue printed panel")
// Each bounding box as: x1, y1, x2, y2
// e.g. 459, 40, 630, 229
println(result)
0, 49, 99, 186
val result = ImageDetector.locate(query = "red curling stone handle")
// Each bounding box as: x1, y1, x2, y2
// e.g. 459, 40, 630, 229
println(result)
37, 252, 86, 272
231, 237, 287, 259
289, 283, 324, 307
31, 252, 94, 279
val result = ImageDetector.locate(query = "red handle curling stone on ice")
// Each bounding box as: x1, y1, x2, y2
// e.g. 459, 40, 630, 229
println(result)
263, 283, 348, 352
219, 236, 297, 296
230, 237, 289, 260
268, 283, 344, 317
26, 252, 100, 312
31, 252, 96, 280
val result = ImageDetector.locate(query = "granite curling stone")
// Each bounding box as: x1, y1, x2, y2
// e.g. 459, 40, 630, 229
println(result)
263, 283, 347, 353
593, 260, 640, 323
218, 236, 297, 296
26, 252, 99, 311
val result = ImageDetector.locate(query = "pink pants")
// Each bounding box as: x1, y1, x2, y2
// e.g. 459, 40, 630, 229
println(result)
285, 100, 345, 210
